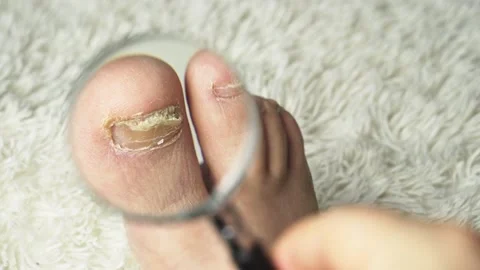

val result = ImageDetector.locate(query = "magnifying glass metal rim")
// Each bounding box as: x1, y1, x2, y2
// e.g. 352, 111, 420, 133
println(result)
67, 32, 262, 223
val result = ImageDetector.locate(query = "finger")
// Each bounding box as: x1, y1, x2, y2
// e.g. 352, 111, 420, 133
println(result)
273, 206, 480, 270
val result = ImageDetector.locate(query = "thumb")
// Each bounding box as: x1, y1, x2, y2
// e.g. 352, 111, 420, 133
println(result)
272, 206, 383, 270
271, 206, 480, 270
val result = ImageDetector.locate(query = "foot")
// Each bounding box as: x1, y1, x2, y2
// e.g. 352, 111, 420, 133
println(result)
69, 51, 318, 269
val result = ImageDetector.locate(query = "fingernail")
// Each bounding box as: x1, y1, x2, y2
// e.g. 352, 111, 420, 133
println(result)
105, 105, 183, 152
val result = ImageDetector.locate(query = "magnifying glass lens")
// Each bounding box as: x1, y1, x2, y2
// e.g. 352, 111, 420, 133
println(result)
69, 35, 259, 219
67, 35, 272, 269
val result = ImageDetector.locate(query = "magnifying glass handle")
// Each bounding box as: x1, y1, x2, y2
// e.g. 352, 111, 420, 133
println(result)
235, 243, 276, 270
212, 215, 276, 269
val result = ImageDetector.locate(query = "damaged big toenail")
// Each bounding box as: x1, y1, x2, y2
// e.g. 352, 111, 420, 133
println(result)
104, 105, 183, 152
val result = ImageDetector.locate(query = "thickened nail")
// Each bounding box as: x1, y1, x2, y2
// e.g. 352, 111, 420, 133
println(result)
105, 105, 183, 152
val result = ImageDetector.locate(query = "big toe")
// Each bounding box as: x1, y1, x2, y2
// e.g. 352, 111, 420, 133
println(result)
69, 55, 232, 269
69, 55, 206, 214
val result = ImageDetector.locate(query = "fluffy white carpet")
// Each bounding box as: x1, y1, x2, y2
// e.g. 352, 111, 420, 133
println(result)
1, 0, 480, 269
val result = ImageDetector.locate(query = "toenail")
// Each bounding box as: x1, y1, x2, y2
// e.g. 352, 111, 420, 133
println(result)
273, 102, 282, 113
104, 105, 183, 152
263, 99, 282, 113
212, 82, 244, 99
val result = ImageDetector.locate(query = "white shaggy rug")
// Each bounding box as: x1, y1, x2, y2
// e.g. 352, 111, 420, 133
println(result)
1, 0, 480, 269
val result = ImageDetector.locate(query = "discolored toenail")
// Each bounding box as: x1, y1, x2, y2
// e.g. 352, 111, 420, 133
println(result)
104, 105, 183, 152
212, 82, 244, 99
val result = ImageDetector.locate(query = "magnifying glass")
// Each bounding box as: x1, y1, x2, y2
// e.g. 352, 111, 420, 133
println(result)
66, 33, 274, 269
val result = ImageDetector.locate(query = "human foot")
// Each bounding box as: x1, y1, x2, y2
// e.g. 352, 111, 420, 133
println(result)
185, 51, 319, 247
69, 51, 318, 269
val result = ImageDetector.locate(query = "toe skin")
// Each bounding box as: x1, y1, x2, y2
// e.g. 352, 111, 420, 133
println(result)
185, 51, 318, 248
185, 50, 252, 183
70, 54, 243, 270
70, 55, 207, 215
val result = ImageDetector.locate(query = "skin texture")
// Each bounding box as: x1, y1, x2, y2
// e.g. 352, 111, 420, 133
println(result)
272, 206, 480, 270
69, 51, 318, 269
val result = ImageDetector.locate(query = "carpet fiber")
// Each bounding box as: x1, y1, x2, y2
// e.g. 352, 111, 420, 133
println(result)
1, 0, 480, 269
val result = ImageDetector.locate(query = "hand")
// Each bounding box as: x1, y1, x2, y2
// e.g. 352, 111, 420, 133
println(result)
272, 206, 480, 270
